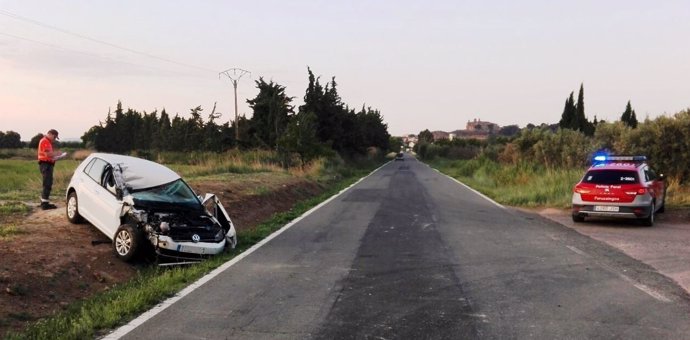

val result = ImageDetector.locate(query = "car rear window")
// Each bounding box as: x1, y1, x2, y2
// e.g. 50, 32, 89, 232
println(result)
582, 170, 639, 184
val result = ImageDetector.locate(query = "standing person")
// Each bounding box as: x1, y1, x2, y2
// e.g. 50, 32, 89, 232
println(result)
37, 129, 63, 210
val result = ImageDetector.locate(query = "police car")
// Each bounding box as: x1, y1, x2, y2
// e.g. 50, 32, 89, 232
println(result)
571, 155, 666, 226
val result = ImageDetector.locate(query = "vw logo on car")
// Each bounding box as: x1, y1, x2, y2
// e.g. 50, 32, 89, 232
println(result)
192, 234, 201, 243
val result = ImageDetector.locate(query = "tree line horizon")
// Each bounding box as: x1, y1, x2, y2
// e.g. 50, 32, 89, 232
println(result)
2, 68, 392, 164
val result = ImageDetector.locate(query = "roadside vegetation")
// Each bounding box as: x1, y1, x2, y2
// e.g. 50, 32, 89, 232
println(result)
429, 158, 583, 208
416, 84, 690, 209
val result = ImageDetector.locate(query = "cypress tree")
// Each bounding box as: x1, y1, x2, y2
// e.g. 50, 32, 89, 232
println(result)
575, 83, 586, 130
559, 92, 576, 129
621, 100, 638, 128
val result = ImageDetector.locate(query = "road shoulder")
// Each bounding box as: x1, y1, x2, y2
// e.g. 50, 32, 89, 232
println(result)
529, 207, 690, 296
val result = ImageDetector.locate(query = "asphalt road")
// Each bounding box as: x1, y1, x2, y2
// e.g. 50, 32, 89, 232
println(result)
112, 156, 690, 339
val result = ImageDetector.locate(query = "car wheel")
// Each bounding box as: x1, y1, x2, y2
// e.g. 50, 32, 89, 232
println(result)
572, 214, 585, 223
642, 203, 655, 227
658, 203, 665, 213
113, 224, 142, 262
66, 191, 84, 224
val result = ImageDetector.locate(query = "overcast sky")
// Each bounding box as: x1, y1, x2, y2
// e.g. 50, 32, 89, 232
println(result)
2, 0, 689, 140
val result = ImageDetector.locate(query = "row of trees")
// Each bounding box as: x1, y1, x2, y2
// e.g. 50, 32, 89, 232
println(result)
418, 109, 690, 182
412, 82, 688, 181
558, 83, 640, 134
0, 131, 22, 148
78, 68, 391, 163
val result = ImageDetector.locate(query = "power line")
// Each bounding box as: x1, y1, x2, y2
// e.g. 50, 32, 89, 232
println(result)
0, 8, 218, 74
0, 31, 209, 79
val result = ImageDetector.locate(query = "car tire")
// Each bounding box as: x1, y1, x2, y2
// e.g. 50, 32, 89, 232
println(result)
66, 191, 84, 224
658, 203, 665, 213
572, 214, 585, 223
642, 203, 655, 227
113, 224, 143, 262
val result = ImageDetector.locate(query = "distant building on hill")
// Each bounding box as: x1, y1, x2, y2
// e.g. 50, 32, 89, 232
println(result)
405, 118, 501, 143
466, 118, 499, 134
452, 118, 501, 140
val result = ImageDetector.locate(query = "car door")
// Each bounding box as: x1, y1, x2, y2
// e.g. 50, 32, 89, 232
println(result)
645, 167, 665, 209
79, 158, 124, 238
643, 166, 664, 209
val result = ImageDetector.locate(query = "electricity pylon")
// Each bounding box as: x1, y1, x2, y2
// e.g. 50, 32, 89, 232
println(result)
219, 68, 251, 142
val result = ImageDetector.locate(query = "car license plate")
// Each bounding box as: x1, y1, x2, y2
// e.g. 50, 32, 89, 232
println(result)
594, 206, 619, 212
178, 245, 206, 254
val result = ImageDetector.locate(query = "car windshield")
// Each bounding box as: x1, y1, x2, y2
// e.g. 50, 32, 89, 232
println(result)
582, 170, 639, 185
131, 179, 200, 208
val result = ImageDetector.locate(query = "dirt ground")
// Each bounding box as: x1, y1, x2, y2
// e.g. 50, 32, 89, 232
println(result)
0, 177, 323, 337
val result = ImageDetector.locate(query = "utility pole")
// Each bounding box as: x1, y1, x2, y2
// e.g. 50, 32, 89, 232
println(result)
219, 68, 251, 142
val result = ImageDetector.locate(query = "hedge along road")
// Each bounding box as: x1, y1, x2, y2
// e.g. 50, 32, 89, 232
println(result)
109, 155, 690, 339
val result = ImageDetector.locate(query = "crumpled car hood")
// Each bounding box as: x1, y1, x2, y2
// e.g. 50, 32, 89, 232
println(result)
92, 153, 180, 190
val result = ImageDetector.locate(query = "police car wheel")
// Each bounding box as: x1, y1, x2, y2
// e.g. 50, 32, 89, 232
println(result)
658, 202, 665, 213
642, 203, 655, 227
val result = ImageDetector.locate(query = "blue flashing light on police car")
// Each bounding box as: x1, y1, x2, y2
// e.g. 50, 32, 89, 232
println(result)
592, 154, 647, 164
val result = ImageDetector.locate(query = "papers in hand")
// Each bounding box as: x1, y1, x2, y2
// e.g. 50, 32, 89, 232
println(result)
53, 152, 68, 160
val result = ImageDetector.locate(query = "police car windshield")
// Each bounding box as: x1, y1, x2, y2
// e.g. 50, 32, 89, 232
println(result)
583, 170, 638, 185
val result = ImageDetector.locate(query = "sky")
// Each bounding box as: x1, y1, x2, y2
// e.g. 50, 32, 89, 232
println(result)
1, 0, 689, 140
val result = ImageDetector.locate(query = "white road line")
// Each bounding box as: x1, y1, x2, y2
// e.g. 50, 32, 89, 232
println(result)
599, 261, 672, 303
426, 162, 671, 304
102, 161, 390, 339
566, 245, 587, 256
430, 167, 505, 209
565, 245, 671, 303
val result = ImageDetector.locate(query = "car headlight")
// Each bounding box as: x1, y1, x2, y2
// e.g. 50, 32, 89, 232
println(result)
214, 229, 225, 242
130, 208, 147, 223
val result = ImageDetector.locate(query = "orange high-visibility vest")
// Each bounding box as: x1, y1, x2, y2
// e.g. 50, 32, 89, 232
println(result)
37, 137, 54, 163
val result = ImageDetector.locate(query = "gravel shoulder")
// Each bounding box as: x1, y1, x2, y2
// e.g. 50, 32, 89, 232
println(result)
534, 207, 690, 294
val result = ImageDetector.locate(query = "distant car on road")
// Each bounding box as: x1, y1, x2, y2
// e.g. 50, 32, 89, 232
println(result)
395, 152, 404, 161
65, 153, 237, 263
571, 155, 666, 226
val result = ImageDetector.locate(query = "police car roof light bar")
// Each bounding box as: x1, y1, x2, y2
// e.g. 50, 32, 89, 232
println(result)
593, 155, 647, 163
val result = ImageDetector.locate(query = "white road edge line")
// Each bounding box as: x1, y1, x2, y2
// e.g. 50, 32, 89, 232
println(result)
429, 166, 505, 209
598, 261, 672, 303
566, 245, 671, 303
566, 245, 587, 256
102, 161, 391, 340
425, 161, 670, 304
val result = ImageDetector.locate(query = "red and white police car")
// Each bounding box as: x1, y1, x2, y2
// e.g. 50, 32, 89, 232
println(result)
571, 155, 666, 226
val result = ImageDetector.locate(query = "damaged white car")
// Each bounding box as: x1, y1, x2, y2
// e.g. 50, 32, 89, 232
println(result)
65, 153, 237, 264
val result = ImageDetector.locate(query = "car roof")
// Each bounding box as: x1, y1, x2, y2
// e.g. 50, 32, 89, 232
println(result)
87, 153, 180, 189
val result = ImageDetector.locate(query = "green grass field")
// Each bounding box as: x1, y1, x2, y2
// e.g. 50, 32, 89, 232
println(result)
0, 159, 80, 201
0, 149, 315, 202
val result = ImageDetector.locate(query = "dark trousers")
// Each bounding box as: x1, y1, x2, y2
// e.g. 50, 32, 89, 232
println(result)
39, 161, 54, 200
